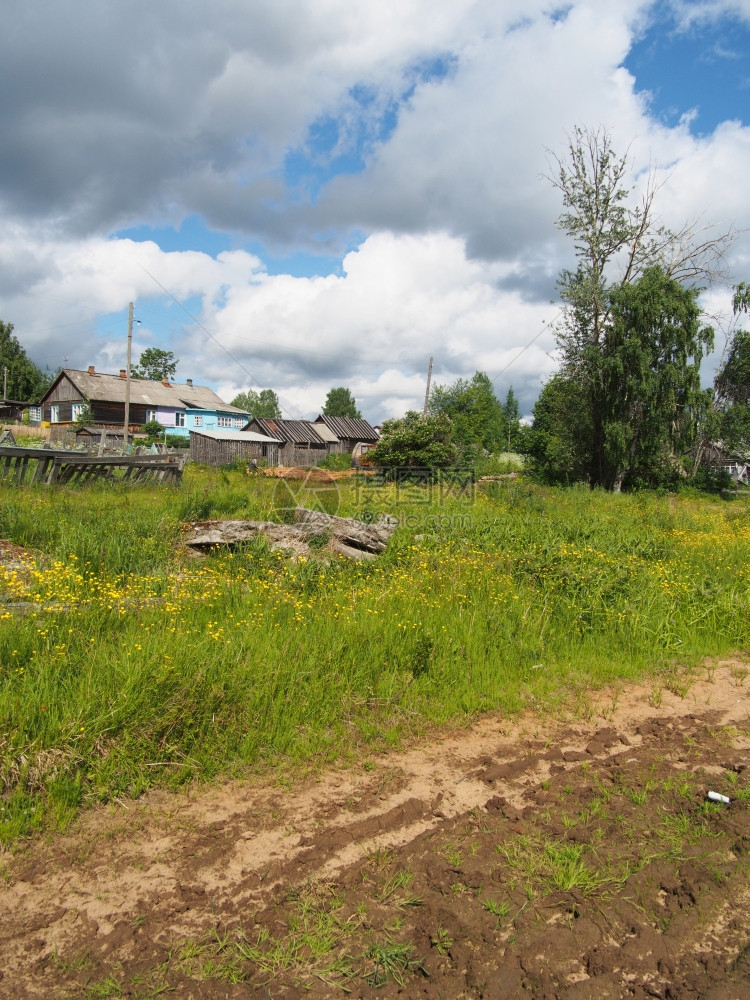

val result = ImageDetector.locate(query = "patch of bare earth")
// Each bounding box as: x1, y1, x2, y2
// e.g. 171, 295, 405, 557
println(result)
1, 660, 749, 999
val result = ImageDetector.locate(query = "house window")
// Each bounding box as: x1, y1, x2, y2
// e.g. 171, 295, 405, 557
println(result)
174, 412, 185, 427
234, 418, 244, 428
218, 415, 231, 427
71, 403, 85, 421
145, 409, 157, 423
193, 415, 203, 427
28, 406, 41, 423
49, 405, 60, 423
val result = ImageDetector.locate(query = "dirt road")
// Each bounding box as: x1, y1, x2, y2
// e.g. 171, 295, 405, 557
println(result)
2, 660, 749, 999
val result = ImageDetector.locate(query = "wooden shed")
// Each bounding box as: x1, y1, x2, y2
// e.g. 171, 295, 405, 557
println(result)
189, 428, 281, 467
243, 418, 328, 467
313, 415, 379, 454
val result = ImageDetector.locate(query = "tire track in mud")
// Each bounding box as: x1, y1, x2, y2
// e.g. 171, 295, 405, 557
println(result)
1, 660, 749, 999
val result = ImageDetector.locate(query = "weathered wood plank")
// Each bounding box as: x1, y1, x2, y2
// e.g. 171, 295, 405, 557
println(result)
0, 446, 186, 487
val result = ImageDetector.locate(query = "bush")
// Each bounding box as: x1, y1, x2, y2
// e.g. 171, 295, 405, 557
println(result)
319, 452, 353, 470
165, 434, 190, 449
686, 466, 734, 495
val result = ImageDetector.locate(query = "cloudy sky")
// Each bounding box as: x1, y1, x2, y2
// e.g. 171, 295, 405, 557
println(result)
2, 0, 749, 421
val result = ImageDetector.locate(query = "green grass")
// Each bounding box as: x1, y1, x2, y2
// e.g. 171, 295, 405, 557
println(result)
0, 467, 749, 842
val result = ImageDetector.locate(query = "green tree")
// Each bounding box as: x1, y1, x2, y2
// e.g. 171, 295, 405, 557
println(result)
322, 387, 361, 419
601, 267, 713, 489
530, 270, 713, 488
714, 285, 750, 454
502, 386, 522, 450
545, 126, 731, 489
132, 348, 178, 381
369, 411, 456, 467
733, 282, 750, 315
526, 375, 591, 483
428, 372, 506, 453
230, 388, 281, 417
142, 418, 165, 442
0, 321, 51, 401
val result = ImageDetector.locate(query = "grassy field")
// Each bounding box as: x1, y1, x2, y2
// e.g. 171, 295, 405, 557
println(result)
0, 466, 748, 843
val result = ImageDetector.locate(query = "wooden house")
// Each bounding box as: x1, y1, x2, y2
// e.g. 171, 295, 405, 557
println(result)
701, 440, 750, 486
38, 367, 248, 439
0, 399, 29, 423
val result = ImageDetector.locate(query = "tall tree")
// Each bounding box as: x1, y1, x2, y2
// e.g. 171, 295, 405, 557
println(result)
132, 348, 178, 381
428, 371, 506, 453
231, 388, 281, 417
502, 386, 522, 450
526, 375, 591, 483
0, 320, 50, 401
714, 284, 750, 454
545, 126, 732, 489
599, 267, 713, 489
322, 387, 361, 419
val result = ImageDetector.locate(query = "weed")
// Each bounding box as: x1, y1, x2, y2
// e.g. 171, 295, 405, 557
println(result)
364, 940, 418, 987
483, 897, 510, 926
731, 665, 749, 686
83, 977, 123, 999
378, 869, 414, 902
432, 926, 454, 955
365, 846, 394, 870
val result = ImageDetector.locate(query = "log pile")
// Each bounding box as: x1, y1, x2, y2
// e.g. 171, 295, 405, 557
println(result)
182, 507, 399, 561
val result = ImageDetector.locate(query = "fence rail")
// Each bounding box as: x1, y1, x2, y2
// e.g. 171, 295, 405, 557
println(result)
0, 446, 186, 486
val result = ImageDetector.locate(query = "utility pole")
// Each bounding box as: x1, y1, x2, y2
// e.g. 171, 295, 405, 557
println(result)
422, 355, 433, 417
123, 302, 133, 453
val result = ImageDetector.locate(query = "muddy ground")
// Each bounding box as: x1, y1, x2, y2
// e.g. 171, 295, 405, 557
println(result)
1, 660, 749, 1000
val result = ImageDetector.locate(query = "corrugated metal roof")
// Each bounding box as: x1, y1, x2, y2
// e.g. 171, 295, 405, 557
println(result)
312, 422, 338, 442
246, 418, 327, 445
189, 429, 281, 443
314, 415, 379, 441
47, 370, 246, 413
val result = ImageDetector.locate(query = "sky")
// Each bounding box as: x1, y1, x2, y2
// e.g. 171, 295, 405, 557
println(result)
2, 0, 750, 422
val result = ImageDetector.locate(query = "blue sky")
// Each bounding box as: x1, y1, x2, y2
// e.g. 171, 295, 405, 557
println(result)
626, 3, 750, 132
2, 0, 750, 421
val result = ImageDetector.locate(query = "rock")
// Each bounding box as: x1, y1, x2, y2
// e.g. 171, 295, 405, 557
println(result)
292, 508, 398, 553
181, 508, 399, 560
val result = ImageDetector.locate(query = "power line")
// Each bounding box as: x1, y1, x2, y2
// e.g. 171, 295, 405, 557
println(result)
488, 310, 561, 386
139, 263, 304, 420
139, 261, 562, 415
137, 269, 431, 373
138, 264, 439, 417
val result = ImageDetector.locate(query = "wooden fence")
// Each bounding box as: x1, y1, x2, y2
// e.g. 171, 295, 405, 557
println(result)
0, 446, 186, 486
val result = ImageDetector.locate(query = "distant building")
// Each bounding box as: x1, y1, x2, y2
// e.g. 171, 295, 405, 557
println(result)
189, 428, 282, 467
244, 417, 328, 467
313, 415, 379, 453
36, 367, 249, 436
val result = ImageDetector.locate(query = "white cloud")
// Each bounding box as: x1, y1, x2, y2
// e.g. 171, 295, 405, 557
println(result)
0, 228, 557, 419
2, 0, 750, 424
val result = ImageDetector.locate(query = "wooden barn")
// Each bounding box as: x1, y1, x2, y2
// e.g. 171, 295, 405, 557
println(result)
313, 415, 379, 454
189, 428, 281, 467
243, 418, 328, 467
